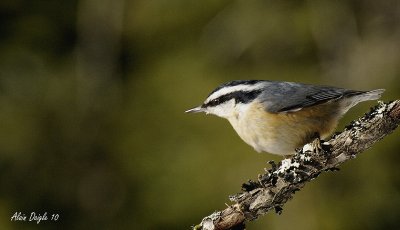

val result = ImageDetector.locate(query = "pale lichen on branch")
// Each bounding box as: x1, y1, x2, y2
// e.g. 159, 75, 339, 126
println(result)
195, 100, 400, 230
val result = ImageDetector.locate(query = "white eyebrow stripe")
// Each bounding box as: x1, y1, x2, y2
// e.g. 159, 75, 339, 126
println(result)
205, 83, 264, 103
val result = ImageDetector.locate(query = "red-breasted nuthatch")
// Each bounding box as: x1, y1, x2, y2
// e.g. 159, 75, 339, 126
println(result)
186, 80, 384, 156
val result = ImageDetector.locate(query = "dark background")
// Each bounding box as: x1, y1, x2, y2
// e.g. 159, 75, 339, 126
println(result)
0, 0, 399, 229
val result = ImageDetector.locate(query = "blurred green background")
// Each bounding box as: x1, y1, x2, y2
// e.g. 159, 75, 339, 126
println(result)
0, 0, 399, 229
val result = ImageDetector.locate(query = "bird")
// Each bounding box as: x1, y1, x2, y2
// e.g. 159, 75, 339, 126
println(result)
185, 80, 385, 156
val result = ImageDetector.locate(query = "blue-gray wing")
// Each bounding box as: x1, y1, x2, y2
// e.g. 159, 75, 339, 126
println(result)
258, 81, 363, 113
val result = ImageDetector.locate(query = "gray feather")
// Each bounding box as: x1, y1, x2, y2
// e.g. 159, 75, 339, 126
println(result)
257, 81, 378, 113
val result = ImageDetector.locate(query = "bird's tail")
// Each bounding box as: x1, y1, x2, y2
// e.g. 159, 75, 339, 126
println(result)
341, 89, 385, 114
356, 89, 385, 102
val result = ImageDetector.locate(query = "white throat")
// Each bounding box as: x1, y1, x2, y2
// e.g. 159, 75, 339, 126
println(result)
206, 99, 236, 118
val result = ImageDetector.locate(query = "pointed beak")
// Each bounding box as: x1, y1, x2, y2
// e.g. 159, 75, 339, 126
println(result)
185, 106, 205, 113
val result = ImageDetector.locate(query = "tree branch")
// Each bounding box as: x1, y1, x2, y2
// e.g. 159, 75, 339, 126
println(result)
194, 100, 400, 230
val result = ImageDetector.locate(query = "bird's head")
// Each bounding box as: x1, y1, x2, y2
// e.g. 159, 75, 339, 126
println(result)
185, 80, 264, 119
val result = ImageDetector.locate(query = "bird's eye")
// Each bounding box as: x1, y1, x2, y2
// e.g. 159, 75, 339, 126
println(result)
211, 99, 219, 105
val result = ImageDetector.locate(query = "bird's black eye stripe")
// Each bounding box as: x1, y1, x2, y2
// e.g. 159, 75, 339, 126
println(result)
203, 90, 263, 108
208, 98, 220, 107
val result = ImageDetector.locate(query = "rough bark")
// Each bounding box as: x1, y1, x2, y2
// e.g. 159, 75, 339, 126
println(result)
194, 100, 400, 230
